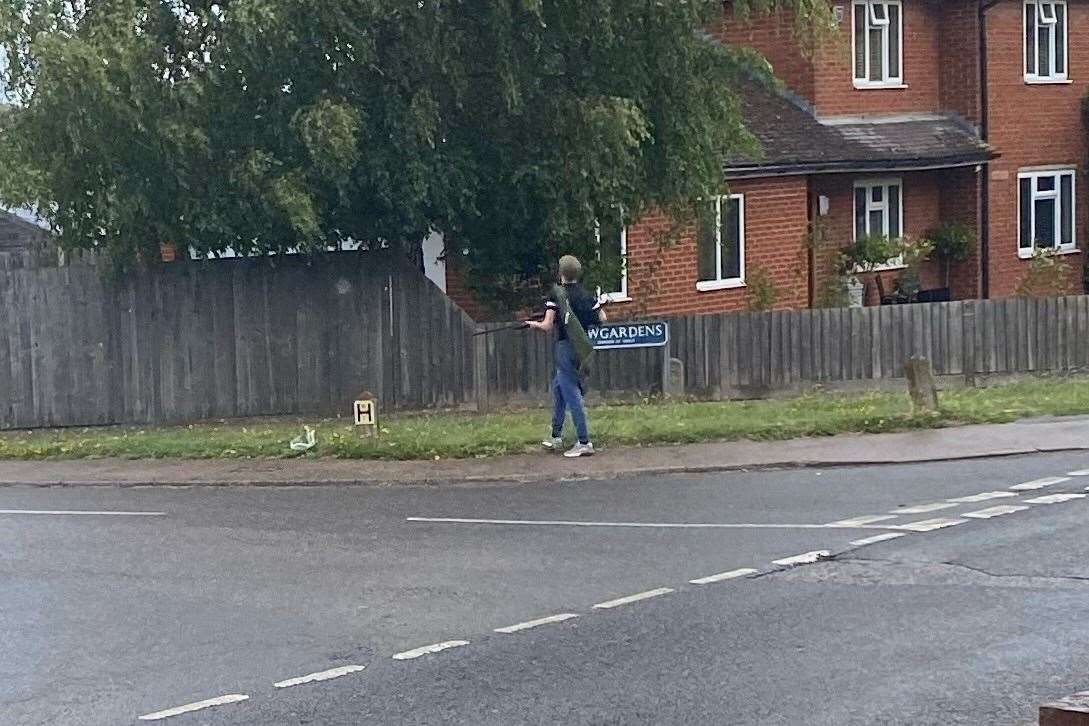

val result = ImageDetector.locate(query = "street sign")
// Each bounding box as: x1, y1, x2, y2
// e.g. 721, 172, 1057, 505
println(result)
353, 399, 376, 427
587, 321, 669, 349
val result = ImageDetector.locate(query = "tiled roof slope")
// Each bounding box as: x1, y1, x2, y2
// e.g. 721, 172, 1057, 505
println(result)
725, 77, 995, 176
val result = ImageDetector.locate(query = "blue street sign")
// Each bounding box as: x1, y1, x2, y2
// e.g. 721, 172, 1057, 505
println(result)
587, 321, 669, 349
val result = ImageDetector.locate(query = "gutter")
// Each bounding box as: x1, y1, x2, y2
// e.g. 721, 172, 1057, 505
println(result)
724, 153, 998, 179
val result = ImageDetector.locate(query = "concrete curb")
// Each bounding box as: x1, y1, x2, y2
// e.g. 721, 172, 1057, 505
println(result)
2, 443, 1088, 488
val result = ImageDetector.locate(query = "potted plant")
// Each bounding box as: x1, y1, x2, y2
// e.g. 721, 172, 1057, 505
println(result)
839, 233, 901, 304
893, 236, 935, 304
925, 223, 973, 298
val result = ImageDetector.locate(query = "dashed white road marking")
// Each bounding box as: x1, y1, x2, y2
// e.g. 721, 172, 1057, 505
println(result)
392, 640, 470, 660
889, 502, 958, 515
894, 517, 968, 532
963, 505, 1029, 519
0, 509, 166, 516
1066, 469, 1089, 476
494, 613, 579, 634
946, 491, 1018, 504
850, 532, 907, 546
138, 694, 249, 720
273, 665, 366, 688
1024, 493, 1087, 505
689, 568, 760, 585
593, 588, 674, 610
408, 517, 869, 530
1010, 476, 1070, 491
826, 515, 897, 527
773, 550, 830, 567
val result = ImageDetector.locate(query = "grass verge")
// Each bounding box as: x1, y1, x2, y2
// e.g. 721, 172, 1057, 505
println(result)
1, 378, 1088, 461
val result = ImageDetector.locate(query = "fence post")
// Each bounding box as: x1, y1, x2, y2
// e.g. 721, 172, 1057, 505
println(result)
473, 330, 490, 413
963, 300, 977, 387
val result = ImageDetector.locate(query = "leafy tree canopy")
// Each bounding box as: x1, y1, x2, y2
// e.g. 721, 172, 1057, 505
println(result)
0, 0, 833, 312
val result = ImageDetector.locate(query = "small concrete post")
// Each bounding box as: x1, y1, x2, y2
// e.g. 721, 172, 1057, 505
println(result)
904, 356, 939, 412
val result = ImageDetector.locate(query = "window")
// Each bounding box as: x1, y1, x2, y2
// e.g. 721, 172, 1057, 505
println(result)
696, 194, 745, 291
1018, 169, 1076, 256
596, 214, 628, 302
853, 0, 902, 87
854, 179, 904, 269
1025, 0, 1067, 81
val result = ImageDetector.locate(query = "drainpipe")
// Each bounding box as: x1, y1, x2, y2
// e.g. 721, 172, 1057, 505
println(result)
978, 0, 1000, 299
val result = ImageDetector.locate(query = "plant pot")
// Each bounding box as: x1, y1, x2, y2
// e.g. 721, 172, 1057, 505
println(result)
916, 288, 951, 303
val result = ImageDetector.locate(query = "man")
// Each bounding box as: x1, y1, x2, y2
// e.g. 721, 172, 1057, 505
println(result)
525, 255, 606, 458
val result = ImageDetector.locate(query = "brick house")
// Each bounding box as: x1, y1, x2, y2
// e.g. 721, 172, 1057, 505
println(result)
445, 0, 1089, 319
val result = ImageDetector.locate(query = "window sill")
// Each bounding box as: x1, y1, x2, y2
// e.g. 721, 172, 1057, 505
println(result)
852, 82, 909, 90
1024, 77, 1073, 85
853, 263, 907, 273
1018, 247, 1080, 259
696, 279, 746, 292
600, 294, 632, 303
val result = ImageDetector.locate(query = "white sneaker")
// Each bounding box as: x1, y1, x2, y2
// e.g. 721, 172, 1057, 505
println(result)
541, 436, 563, 451
563, 442, 595, 458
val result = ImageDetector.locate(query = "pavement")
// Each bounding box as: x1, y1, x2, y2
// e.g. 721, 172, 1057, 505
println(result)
6, 444, 1089, 725
4, 416, 1089, 487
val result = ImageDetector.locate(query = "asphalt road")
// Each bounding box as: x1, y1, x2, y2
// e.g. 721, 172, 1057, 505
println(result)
5, 452, 1089, 725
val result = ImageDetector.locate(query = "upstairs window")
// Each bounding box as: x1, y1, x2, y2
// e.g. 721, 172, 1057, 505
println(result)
1025, 0, 1067, 81
854, 179, 904, 269
1018, 170, 1076, 256
696, 194, 745, 291
853, 0, 902, 87
596, 214, 628, 302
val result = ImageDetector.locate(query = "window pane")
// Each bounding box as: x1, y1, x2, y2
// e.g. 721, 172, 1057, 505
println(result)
869, 209, 885, 236
722, 198, 742, 280
854, 4, 866, 79
888, 5, 901, 78
1037, 174, 1056, 192
869, 26, 884, 81
1039, 24, 1051, 76
1020, 178, 1033, 249
1061, 174, 1073, 246
697, 200, 719, 281
1035, 197, 1056, 247
598, 217, 624, 294
855, 187, 867, 238
1055, 4, 1066, 73
1026, 3, 1037, 74
871, 185, 883, 203
888, 185, 901, 238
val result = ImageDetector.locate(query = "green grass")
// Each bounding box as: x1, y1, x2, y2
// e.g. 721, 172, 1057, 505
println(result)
3, 377, 1089, 461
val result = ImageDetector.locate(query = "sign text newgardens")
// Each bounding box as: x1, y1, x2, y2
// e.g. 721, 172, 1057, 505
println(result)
586, 321, 669, 349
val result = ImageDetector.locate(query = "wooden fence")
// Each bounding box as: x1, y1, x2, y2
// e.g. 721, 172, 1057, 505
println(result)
0, 250, 476, 428
476, 296, 1089, 406
3, 250, 1089, 431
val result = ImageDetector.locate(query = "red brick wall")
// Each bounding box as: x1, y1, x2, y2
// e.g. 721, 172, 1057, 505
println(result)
715, 4, 815, 100
939, 166, 983, 300
608, 177, 811, 317
983, 0, 1086, 297
939, 2, 982, 125
444, 260, 494, 322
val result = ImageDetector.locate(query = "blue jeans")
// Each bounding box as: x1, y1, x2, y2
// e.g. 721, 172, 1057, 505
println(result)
551, 340, 589, 444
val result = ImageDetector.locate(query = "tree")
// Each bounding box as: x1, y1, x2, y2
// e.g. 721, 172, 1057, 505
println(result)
0, 0, 833, 311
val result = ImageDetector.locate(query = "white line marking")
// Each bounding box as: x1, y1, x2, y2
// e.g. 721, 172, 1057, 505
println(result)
773, 550, 830, 566
826, 515, 897, 527
894, 517, 968, 532
0, 509, 166, 516
273, 665, 366, 688
593, 588, 674, 610
946, 491, 1019, 504
1066, 469, 1089, 476
689, 568, 760, 585
889, 502, 958, 515
963, 505, 1030, 519
850, 532, 907, 546
392, 640, 469, 660
406, 517, 891, 530
494, 613, 579, 634
1024, 493, 1087, 505
138, 694, 249, 720
1010, 476, 1070, 491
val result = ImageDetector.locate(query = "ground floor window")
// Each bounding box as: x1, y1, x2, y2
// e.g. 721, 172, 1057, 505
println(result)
696, 194, 745, 291
596, 214, 628, 302
854, 178, 904, 269
1018, 169, 1076, 257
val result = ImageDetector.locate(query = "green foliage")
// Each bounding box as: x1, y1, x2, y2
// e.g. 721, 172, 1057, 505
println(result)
1017, 248, 1070, 298
926, 222, 973, 263
745, 264, 778, 311
839, 233, 900, 275
0, 0, 834, 305
893, 236, 934, 302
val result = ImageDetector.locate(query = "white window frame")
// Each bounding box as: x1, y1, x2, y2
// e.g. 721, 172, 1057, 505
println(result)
1017, 168, 1077, 258
853, 178, 905, 271
852, 0, 904, 88
1024, 0, 1069, 83
696, 193, 746, 292
595, 219, 629, 303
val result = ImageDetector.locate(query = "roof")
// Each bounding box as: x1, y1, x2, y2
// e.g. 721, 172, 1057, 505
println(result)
725, 78, 996, 177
